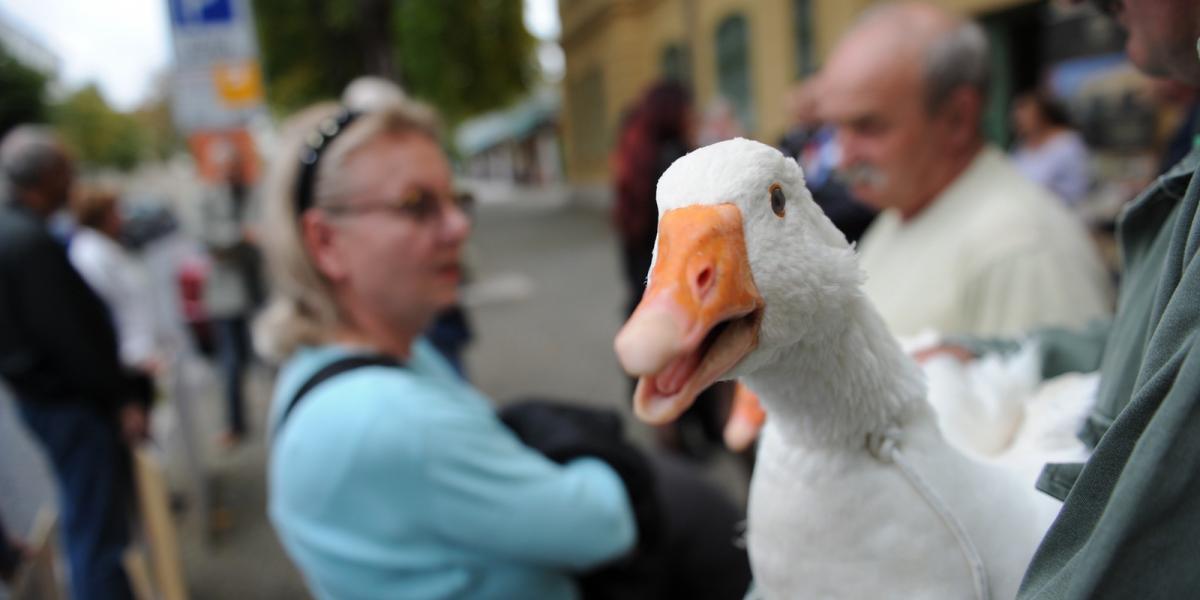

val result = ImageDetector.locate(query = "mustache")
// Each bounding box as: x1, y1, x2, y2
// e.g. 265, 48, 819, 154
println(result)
838, 164, 888, 188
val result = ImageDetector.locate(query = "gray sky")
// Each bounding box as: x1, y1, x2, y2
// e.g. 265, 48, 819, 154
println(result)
2, 0, 560, 112
2, 0, 171, 111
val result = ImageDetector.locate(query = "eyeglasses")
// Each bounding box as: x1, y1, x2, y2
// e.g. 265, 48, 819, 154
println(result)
323, 189, 474, 224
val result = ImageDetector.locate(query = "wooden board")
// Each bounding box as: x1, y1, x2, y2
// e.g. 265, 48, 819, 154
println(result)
10, 508, 62, 600
131, 445, 189, 600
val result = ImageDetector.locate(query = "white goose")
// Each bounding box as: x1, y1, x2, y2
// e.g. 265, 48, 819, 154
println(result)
614, 138, 1059, 600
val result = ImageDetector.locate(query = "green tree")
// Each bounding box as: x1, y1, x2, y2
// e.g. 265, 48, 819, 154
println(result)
131, 99, 180, 162
0, 44, 49, 139
52, 85, 147, 171
251, 0, 535, 123
132, 75, 183, 161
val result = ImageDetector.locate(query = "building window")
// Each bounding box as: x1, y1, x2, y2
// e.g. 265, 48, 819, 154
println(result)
715, 13, 754, 131
661, 43, 690, 84
793, 0, 815, 77
568, 66, 607, 163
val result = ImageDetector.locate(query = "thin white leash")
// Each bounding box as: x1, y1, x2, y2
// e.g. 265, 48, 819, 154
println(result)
868, 428, 991, 600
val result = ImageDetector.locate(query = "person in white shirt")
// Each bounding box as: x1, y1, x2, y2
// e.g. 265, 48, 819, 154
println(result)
68, 188, 162, 373
818, 2, 1113, 339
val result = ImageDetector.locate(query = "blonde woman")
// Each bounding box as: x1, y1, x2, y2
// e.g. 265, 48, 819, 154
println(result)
257, 100, 641, 599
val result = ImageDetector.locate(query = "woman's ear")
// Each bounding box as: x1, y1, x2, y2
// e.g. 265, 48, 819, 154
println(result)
301, 211, 348, 283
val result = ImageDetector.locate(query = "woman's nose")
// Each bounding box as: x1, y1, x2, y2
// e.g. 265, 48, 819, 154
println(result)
442, 201, 471, 242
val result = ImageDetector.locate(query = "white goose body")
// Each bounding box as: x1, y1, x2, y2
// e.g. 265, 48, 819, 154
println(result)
614, 138, 1058, 600
743, 296, 1054, 599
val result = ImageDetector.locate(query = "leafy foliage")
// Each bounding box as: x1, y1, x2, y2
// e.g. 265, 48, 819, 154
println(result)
53, 86, 149, 171
0, 44, 49, 139
1, 39, 176, 170
130, 77, 183, 162
251, 0, 535, 123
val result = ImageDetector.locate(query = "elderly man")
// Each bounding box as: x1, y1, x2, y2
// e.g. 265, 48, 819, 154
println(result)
820, 3, 1113, 339
906, 0, 1200, 596
778, 76, 878, 244
0, 126, 149, 600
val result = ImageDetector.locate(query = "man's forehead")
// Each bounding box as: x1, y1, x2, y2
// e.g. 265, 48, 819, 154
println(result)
820, 59, 919, 121
827, 15, 928, 79
829, 30, 920, 84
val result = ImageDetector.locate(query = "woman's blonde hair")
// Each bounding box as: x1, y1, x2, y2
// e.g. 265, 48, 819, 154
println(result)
253, 97, 440, 361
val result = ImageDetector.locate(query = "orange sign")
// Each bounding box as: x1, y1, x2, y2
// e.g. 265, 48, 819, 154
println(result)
187, 129, 260, 184
212, 60, 264, 107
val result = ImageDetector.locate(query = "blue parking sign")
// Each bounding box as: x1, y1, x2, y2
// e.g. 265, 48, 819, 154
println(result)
168, 0, 234, 27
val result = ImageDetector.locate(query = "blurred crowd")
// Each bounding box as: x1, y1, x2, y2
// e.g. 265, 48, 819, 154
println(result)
4, 0, 1200, 599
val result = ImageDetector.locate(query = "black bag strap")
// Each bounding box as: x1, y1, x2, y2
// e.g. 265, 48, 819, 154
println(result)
274, 354, 403, 439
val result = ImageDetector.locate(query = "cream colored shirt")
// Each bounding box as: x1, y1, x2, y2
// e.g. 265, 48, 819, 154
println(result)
857, 146, 1113, 339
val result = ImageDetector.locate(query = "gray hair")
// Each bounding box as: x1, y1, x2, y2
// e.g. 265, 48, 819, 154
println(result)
854, 2, 991, 113
252, 99, 441, 361
0, 125, 65, 189
923, 19, 990, 112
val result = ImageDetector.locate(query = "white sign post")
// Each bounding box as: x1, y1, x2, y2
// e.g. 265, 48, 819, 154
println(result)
167, 0, 265, 133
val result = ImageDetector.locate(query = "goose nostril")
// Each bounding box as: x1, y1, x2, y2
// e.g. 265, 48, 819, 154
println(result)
695, 265, 714, 298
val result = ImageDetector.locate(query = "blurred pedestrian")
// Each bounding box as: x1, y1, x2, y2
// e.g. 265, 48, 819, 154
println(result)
612, 81, 693, 319
257, 100, 647, 599
199, 150, 258, 446
0, 125, 150, 600
1011, 91, 1093, 208
0, 516, 28, 584
777, 81, 822, 160
777, 77, 877, 243
696, 96, 744, 147
1148, 79, 1200, 174
68, 186, 164, 375
820, 2, 1113, 339
613, 82, 731, 457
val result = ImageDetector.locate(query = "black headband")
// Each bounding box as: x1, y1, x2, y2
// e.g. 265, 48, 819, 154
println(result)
295, 108, 360, 216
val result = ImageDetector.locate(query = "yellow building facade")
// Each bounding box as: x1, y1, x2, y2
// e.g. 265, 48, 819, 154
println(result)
558, 0, 1041, 183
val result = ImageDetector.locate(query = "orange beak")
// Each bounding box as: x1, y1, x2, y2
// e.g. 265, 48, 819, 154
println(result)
614, 204, 764, 424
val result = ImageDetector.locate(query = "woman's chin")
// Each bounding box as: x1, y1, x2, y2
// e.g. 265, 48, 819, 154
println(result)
434, 287, 461, 310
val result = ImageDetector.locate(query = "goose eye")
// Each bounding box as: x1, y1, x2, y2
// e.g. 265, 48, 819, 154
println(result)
769, 184, 786, 218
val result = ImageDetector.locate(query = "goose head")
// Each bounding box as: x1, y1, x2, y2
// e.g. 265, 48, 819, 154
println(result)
615, 137, 862, 424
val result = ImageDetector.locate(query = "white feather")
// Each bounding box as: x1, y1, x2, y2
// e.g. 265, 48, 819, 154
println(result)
912, 334, 1096, 481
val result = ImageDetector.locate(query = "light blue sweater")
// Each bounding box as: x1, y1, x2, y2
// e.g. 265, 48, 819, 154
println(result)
267, 339, 637, 599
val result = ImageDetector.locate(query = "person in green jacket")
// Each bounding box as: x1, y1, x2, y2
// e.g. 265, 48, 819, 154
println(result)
935, 0, 1200, 596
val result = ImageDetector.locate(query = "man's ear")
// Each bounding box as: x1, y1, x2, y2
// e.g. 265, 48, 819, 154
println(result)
301, 211, 347, 283
941, 86, 985, 150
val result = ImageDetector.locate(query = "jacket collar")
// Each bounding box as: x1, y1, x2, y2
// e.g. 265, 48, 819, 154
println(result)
1121, 144, 1200, 224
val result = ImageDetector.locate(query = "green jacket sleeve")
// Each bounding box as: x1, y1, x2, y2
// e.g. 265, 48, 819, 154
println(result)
1031, 319, 1111, 379
1019, 157, 1200, 598
1019, 334, 1200, 598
